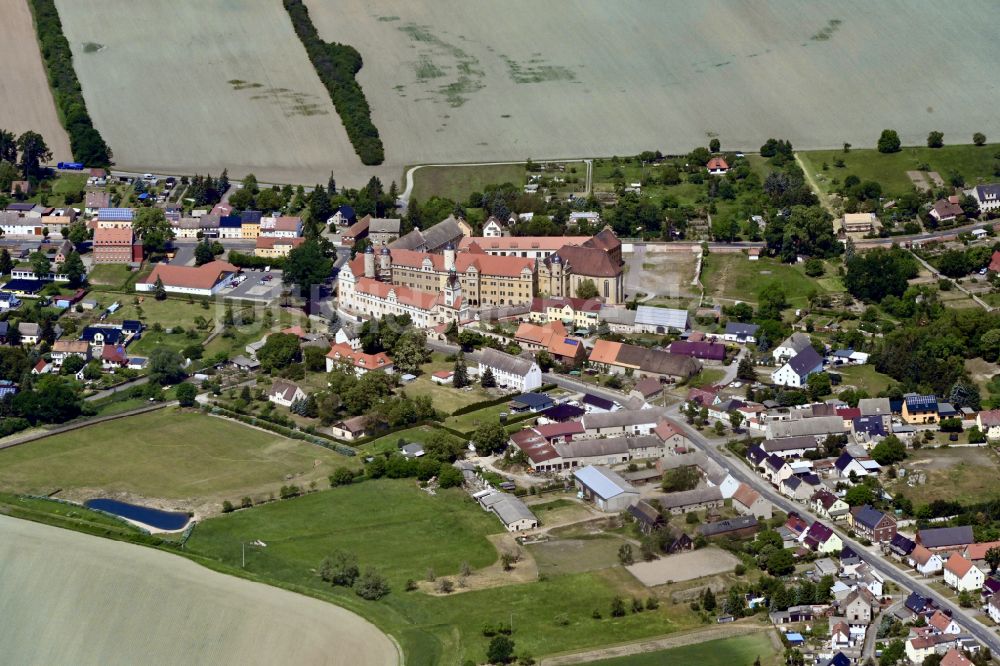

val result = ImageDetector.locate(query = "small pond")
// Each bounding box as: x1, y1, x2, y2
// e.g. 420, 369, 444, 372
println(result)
84, 499, 190, 531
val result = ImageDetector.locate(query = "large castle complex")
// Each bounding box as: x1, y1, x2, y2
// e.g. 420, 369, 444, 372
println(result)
336, 226, 625, 328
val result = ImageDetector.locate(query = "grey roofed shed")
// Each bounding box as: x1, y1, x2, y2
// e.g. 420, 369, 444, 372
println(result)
634, 305, 689, 330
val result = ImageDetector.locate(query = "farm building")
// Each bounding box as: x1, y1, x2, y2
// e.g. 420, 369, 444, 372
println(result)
698, 515, 759, 540
573, 465, 639, 512
588, 340, 701, 382
478, 492, 538, 532
633, 305, 690, 334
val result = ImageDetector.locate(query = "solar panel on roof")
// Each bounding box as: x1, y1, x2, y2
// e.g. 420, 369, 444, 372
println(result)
564, 338, 578, 345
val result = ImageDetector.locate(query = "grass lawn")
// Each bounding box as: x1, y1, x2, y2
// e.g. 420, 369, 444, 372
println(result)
410, 163, 526, 202
889, 447, 1000, 506
359, 425, 463, 455
186, 479, 701, 663
0, 408, 356, 511
87, 264, 135, 289
112, 296, 218, 329
687, 368, 727, 389
585, 632, 780, 666
700, 254, 835, 307
798, 143, 1000, 199
24, 173, 88, 207
528, 533, 629, 576
0, 492, 142, 540
129, 328, 196, 356
444, 402, 511, 434
834, 365, 896, 395
401, 375, 492, 414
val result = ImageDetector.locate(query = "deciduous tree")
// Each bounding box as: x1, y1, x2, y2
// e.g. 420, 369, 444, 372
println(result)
877, 129, 901, 154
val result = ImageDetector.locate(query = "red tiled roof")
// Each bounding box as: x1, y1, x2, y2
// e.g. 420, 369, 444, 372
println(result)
965, 540, 1000, 561
589, 339, 623, 365
141, 260, 237, 290
326, 343, 392, 370
256, 236, 304, 250
944, 553, 975, 577
732, 483, 761, 509
354, 277, 442, 310
457, 236, 589, 252
707, 157, 729, 170
510, 428, 559, 463
93, 227, 134, 245
654, 418, 683, 442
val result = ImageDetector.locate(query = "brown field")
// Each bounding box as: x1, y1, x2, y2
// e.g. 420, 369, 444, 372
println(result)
0, 515, 398, 665
626, 547, 740, 586
54, 0, 368, 185
304, 0, 1000, 185
0, 0, 72, 161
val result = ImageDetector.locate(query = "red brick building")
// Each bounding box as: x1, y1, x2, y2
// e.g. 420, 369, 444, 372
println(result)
93, 227, 136, 264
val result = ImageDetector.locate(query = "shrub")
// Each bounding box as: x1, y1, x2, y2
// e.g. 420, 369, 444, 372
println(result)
328, 467, 356, 487
610, 596, 626, 617
282, 0, 383, 164
437, 578, 454, 594
354, 567, 390, 600
26, 0, 112, 165
221, 500, 234, 513
319, 550, 359, 587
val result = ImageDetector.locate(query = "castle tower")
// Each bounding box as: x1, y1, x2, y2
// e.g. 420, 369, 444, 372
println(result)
378, 245, 392, 281
444, 242, 456, 273
550, 253, 563, 297
363, 245, 375, 279
443, 268, 461, 309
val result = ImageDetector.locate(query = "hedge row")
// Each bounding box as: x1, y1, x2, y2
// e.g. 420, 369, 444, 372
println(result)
205, 404, 356, 456
27, 0, 112, 166
282, 0, 384, 165
228, 251, 285, 270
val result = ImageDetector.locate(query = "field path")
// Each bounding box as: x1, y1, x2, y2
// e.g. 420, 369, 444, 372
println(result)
0, 515, 400, 665
795, 153, 836, 214
540, 622, 777, 665
401, 159, 591, 204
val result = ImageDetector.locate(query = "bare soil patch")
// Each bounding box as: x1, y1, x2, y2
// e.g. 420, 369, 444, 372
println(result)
627, 547, 739, 586
0, 0, 72, 161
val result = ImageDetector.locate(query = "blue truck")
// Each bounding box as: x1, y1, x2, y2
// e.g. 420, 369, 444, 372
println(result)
57, 162, 84, 170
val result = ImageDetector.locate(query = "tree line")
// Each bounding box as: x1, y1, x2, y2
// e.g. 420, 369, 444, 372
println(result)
27, 0, 112, 166
282, 0, 384, 165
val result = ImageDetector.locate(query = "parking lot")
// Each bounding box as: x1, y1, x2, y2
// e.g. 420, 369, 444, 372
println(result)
225, 268, 283, 302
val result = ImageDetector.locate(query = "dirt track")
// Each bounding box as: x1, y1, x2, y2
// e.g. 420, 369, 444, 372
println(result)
0, 515, 399, 666
0, 0, 72, 161
541, 622, 779, 665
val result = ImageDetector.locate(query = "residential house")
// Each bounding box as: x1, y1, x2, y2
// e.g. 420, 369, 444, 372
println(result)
928, 610, 962, 636
840, 212, 879, 234
632, 376, 664, 401
268, 380, 306, 407
732, 483, 772, 519
801, 521, 843, 554
761, 435, 819, 459
706, 157, 729, 175
721, 322, 759, 344
514, 321, 587, 365
943, 554, 984, 592
834, 452, 881, 479
812, 490, 850, 521
905, 635, 964, 665
839, 587, 876, 627
888, 533, 916, 559
963, 540, 1000, 568
528, 296, 602, 330
580, 409, 662, 439
652, 418, 693, 452
588, 339, 701, 382
254, 236, 305, 258
850, 505, 897, 543
931, 199, 964, 223
477, 348, 542, 392
976, 409, 1000, 440
771, 346, 823, 388
968, 184, 1000, 213
902, 394, 938, 424
50, 340, 90, 366
773, 332, 813, 363
330, 415, 371, 441
573, 465, 640, 512
910, 545, 945, 575
918, 526, 975, 553
325, 343, 393, 376
988, 592, 1000, 624
941, 649, 974, 666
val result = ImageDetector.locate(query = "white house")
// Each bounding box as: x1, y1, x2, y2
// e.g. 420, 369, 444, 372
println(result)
968, 184, 1000, 213
943, 553, 984, 592
482, 217, 506, 237
977, 409, 1000, 440
269, 380, 306, 407
477, 347, 542, 392
771, 347, 823, 388
988, 592, 1000, 624
772, 332, 813, 363
909, 545, 945, 576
